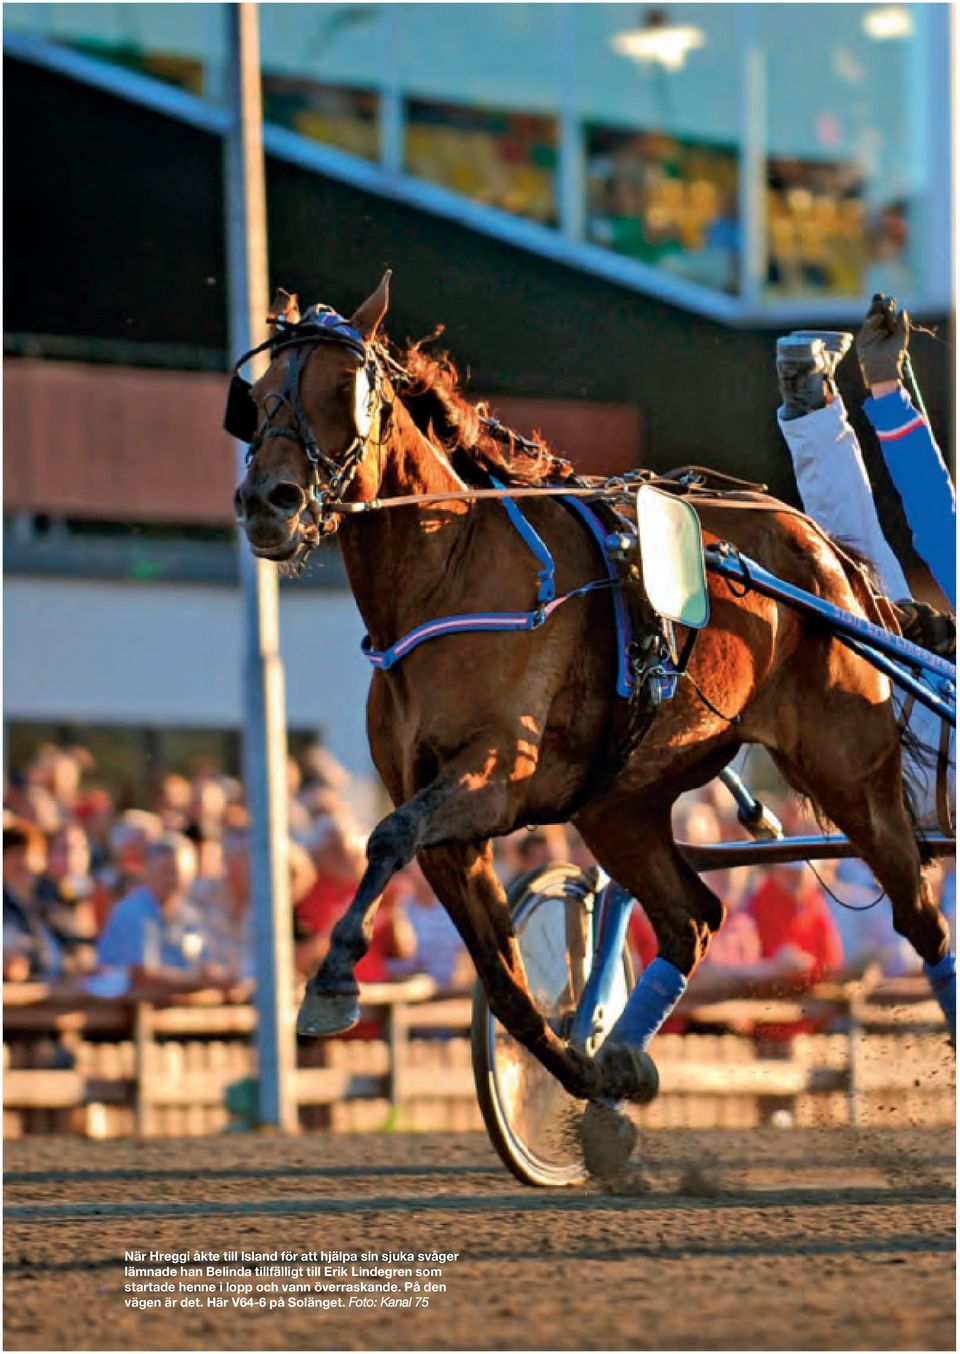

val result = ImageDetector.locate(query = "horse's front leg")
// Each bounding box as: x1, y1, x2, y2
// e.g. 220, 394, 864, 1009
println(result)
297, 764, 601, 1100
296, 772, 463, 1035
294, 759, 528, 1030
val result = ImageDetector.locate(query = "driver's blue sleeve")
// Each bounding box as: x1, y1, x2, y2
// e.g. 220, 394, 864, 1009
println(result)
863, 387, 956, 607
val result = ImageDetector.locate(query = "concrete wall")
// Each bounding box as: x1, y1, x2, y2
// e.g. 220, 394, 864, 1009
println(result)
3, 577, 374, 777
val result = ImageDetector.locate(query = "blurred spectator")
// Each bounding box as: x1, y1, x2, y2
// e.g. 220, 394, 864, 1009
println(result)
388, 859, 473, 992
3, 820, 63, 982
295, 743, 352, 841
288, 838, 318, 910
299, 739, 350, 797
203, 829, 254, 982
746, 862, 844, 987
73, 787, 114, 867
282, 755, 314, 842
94, 809, 164, 931
16, 781, 63, 836
295, 813, 364, 959
742, 861, 845, 1040
203, 831, 317, 983
28, 744, 85, 817
3, 773, 33, 826
827, 858, 919, 977
35, 824, 98, 973
568, 829, 598, 875
40, 823, 94, 904
499, 824, 570, 884
107, 810, 164, 882
185, 824, 226, 906
674, 797, 723, 847
96, 833, 211, 989
189, 772, 228, 839
152, 772, 192, 831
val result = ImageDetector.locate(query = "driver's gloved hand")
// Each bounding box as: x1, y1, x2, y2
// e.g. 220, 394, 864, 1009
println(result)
857, 293, 910, 387
894, 598, 956, 658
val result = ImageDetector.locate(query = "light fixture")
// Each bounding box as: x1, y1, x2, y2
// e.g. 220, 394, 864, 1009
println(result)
611, 8, 706, 73
862, 6, 914, 41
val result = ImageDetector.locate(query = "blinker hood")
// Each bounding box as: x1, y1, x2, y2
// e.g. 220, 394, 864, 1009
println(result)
224, 372, 259, 443
224, 302, 370, 445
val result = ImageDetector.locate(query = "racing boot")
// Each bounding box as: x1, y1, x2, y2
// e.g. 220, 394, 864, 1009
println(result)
789, 330, 854, 394
776, 336, 830, 421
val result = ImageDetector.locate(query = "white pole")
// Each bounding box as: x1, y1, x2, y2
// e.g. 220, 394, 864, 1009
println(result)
223, 1, 297, 1133
556, 4, 585, 244
737, 3, 766, 316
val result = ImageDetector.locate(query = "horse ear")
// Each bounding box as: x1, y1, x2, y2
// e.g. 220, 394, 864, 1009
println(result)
267, 288, 300, 326
350, 270, 391, 340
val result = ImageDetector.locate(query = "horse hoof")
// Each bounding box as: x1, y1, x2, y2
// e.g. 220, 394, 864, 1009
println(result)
596, 1043, 659, 1105
578, 1101, 637, 1180
296, 989, 361, 1037
562, 1045, 605, 1101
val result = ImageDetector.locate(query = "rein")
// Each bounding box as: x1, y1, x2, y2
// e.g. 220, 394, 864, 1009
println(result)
326, 483, 617, 513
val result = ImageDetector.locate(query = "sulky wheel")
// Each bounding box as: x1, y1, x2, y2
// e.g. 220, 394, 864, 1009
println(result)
471, 862, 635, 1187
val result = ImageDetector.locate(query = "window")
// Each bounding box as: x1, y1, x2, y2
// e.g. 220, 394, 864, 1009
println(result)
258, 4, 380, 160
759, 3, 932, 299
5, 2, 210, 95
396, 4, 561, 223
575, 5, 741, 293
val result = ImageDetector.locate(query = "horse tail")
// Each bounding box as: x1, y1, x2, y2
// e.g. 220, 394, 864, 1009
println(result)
828, 537, 933, 843
828, 536, 902, 634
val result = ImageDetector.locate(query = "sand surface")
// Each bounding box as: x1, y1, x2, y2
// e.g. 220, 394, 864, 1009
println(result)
4, 1126, 955, 1351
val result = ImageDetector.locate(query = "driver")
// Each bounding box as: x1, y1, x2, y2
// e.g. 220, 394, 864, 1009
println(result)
775, 294, 955, 619
773, 294, 955, 1038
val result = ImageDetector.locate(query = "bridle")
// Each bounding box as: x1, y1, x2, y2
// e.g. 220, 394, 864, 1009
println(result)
226, 304, 381, 527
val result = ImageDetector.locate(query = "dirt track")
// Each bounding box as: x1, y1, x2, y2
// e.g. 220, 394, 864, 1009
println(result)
4, 1126, 955, 1351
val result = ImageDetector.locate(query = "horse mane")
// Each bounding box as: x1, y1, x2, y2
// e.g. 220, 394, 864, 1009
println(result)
379, 333, 577, 488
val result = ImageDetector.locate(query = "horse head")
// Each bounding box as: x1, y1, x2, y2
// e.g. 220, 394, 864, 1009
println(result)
233, 272, 391, 566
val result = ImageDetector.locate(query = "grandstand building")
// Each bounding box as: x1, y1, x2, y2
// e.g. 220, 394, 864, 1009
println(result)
3, 3, 953, 792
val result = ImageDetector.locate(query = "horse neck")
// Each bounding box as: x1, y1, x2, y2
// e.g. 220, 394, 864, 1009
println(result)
338, 402, 471, 647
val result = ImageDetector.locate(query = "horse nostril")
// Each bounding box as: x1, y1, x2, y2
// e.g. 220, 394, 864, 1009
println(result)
267, 483, 304, 515
233, 487, 245, 519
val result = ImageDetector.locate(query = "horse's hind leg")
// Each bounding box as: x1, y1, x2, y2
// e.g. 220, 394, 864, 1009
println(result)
574, 795, 726, 1099
416, 841, 603, 1099
771, 730, 955, 1038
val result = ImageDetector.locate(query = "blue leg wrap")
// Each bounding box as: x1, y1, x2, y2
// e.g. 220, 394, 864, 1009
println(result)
606, 956, 687, 1051
923, 951, 956, 1040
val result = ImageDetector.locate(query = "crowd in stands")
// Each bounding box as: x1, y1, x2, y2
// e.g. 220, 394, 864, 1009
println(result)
4, 742, 955, 1030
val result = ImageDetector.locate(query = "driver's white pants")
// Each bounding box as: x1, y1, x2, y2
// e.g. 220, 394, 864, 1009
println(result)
779, 400, 953, 827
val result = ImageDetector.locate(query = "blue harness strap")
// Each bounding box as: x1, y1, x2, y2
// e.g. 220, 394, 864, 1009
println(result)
360, 484, 634, 692
490, 475, 556, 605
561, 497, 633, 699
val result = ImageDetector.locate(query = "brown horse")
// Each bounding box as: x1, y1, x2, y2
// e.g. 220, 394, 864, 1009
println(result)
234, 273, 949, 1102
